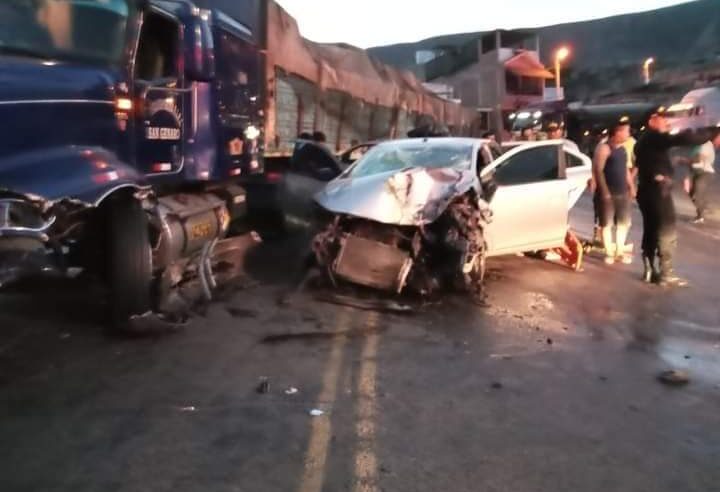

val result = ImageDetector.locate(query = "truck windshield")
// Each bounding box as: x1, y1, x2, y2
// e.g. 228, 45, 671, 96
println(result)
665, 106, 703, 118
0, 0, 130, 65
347, 142, 473, 179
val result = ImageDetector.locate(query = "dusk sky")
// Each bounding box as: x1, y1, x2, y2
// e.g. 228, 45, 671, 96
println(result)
276, 0, 692, 48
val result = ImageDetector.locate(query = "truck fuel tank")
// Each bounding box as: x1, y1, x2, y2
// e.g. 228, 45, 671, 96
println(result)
153, 193, 230, 270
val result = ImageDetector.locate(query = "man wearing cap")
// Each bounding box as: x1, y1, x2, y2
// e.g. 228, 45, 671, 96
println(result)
634, 108, 710, 286
593, 117, 634, 264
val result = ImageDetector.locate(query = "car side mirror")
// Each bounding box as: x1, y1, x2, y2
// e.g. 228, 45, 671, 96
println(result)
184, 15, 215, 82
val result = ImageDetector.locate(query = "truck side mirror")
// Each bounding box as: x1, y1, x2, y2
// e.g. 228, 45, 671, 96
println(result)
184, 15, 215, 82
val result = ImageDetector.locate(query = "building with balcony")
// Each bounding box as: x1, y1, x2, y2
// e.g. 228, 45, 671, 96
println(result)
422, 30, 556, 131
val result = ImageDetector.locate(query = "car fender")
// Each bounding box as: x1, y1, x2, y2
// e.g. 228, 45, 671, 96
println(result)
0, 146, 149, 206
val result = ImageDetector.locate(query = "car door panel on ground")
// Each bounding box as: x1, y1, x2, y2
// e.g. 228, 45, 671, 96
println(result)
483, 144, 569, 256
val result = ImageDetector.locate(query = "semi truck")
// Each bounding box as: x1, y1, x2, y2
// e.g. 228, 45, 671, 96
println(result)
665, 87, 720, 133
0, 0, 473, 331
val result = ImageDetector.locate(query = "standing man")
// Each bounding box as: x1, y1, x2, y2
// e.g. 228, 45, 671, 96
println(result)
546, 121, 564, 140
481, 131, 503, 159
520, 126, 536, 141
593, 118, 634, 264
684, 130, 719, 223
634, 108, 709, 286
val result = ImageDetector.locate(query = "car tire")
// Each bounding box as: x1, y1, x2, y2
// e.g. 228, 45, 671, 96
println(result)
105, 194, 152, 330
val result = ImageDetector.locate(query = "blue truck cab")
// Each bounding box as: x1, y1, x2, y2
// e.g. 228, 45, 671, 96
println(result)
0, 0, 264, 330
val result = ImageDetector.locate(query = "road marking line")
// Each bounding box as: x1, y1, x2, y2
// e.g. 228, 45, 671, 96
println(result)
297, 310, 350, 492
353, 312, 380, 492
680, 224, 720, 242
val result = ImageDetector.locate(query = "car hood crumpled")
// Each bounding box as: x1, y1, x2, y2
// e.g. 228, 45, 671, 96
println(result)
314, 166, 483, 226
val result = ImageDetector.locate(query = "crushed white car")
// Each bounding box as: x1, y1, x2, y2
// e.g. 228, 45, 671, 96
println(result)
283, 137, 592, 297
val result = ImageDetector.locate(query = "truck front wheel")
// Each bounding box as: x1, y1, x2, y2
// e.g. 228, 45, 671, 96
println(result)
105, 194, 152, 330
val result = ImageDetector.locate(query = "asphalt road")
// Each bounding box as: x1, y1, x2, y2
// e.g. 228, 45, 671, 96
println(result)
1, 189, 719, 492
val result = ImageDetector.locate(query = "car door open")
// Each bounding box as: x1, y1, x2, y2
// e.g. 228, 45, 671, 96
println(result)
482, 143, 569, 256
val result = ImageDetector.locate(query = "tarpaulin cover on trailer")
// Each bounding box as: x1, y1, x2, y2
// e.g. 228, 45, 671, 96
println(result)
264, 1, 475, 128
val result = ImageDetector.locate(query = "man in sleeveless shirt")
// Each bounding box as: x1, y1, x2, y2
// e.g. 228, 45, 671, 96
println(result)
593, 117, 635, 265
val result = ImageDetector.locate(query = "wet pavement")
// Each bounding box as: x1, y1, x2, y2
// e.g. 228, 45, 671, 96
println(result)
1, 189, 719, 492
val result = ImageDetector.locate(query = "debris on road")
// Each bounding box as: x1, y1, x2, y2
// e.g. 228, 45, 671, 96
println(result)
491, 382, 503, 389
528, 292, 555, 311
256, 377, 270, 394
261, 321, 387, 344
226, 307, 259, 319
59, 333, 71, 340
658, 370, 690, 386
177, 406, 197, 412
547, 338, 554, 345
123, 311, 187, 336
285, 387, 299, 395
262, 331, 339, 344
314, 292, 413, 314
309, 409, 325, 417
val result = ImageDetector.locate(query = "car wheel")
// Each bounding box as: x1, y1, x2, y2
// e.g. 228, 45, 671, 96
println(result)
105, 194, 152, 330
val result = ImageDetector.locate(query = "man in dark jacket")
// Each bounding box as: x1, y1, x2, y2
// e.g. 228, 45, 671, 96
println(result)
634, 108, 709, 286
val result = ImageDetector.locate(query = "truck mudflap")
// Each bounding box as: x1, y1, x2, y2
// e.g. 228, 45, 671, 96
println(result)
0, 146, 149, 206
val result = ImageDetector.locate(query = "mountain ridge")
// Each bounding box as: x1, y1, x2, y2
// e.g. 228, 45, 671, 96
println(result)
367, 0, 720, 73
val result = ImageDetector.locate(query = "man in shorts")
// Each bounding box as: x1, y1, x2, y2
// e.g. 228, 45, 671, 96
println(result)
593, 117, 635, 264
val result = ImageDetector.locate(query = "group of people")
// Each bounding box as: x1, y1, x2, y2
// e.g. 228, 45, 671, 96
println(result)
591, 108, 719, 287
513, 122, 565, 142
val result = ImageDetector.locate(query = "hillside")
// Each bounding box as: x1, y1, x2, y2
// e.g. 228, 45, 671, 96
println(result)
368, 0, 720, 73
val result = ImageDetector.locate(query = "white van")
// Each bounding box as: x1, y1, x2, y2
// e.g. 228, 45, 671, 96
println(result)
666, 87, 720, 133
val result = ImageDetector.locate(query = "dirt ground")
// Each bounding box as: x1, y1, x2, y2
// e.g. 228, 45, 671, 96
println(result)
1, 190, 719, 492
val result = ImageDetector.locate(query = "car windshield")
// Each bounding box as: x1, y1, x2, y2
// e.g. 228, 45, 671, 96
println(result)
346, 141, 474, 179
0, 0, 131, 65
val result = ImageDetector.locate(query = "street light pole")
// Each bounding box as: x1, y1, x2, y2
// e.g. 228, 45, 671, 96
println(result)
554, 46, 570, 92
643, 57, 655, 85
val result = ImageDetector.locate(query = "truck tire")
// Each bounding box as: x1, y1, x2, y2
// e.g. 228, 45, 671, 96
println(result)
105, 194, 152, 330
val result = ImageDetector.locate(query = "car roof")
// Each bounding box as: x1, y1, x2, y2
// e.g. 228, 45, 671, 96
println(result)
377, 137, 483, 148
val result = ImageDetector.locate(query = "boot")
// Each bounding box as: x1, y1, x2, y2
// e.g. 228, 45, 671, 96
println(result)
657, 259, 688, 287
642, 255, 658, 283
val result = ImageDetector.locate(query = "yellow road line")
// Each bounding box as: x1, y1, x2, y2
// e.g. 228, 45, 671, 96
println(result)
353, 312, 380, 492
297, 310, 350, 492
